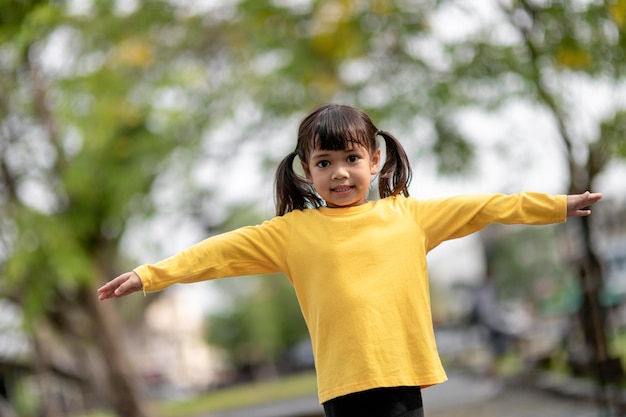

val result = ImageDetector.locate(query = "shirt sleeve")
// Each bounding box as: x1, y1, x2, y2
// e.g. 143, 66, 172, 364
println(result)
134, 215, 292, 292
411, 192, 567, 251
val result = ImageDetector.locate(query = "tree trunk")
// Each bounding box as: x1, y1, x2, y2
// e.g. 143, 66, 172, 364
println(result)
83, 283, 154, 417
0, 397, 18, 417
569, 177, 624, 415
28, 50, 154, 416
32, 324, 65, 417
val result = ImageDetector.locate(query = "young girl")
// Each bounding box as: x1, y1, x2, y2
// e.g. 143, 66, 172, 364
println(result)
99, 103, 601, 417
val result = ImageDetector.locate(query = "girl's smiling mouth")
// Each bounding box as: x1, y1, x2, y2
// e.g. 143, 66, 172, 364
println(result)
332, 185, 353, 194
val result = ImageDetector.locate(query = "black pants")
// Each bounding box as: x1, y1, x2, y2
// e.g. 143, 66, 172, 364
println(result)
323, 386, 424, 417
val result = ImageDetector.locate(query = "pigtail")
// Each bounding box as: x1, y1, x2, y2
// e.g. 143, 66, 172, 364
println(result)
274, 151, 324, 216
377, 130, 412, 198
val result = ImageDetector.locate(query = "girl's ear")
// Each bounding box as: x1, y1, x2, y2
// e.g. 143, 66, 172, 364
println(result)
301, 161, 312, 183
370, 148, 381, 175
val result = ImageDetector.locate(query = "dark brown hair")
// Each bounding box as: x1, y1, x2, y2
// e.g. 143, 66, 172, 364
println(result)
274, 104, 413, 215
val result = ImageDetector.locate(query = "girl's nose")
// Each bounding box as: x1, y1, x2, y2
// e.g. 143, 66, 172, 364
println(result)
331, 166, 349, 180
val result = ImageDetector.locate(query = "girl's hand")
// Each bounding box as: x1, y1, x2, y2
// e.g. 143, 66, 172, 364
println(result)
567, 191, 602, 217
98, 271, 143, 300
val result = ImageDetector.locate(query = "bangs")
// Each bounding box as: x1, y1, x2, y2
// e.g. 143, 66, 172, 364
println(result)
310, 114, 371, 153
297, 104, 378, 161
313, 130, 370, 152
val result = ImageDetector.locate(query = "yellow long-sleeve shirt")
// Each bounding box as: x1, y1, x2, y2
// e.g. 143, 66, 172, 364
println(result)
135, 192, 567, 403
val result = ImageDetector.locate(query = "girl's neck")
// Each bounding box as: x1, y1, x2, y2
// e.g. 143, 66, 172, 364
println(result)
318, 201, 375, 215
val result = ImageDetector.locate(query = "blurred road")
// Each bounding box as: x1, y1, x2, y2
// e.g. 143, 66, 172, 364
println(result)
202, 371, 610, 417
424, 372, 602, 417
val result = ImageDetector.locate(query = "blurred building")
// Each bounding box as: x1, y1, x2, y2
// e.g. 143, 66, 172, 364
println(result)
126, 289, 228, 399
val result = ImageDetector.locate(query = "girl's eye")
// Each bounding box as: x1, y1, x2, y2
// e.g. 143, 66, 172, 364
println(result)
317, 160, 330, 168
347, 155, 359, 163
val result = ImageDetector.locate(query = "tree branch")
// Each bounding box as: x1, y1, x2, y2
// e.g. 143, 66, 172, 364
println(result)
499, 1, 584, 190
27, 50, 66, 174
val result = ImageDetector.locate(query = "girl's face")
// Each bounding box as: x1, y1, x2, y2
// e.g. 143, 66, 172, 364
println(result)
303, 143, 380, 208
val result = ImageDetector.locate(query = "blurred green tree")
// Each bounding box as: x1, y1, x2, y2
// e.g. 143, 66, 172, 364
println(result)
447, 1, 626, 406
0, 1, 240, 416
1, 0, 625, 416
1, 2, 470, 414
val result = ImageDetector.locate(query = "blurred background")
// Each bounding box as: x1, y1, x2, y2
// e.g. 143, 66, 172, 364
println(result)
1, 1, 625, 416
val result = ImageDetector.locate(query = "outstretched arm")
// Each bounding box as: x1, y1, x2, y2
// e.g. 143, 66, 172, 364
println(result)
567, 191, 602, 217
98, 271, 143, 300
